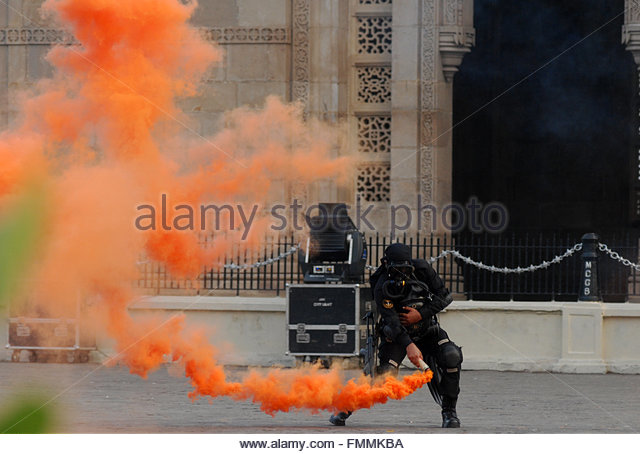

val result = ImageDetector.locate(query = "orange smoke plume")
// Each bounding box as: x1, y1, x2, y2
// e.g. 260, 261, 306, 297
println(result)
1, 0, 430, 418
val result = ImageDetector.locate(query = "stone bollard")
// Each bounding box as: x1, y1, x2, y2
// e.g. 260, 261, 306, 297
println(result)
578, 233, 600, 302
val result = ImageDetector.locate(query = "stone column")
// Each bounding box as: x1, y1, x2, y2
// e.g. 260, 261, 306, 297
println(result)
351, 0, 393, 233
308, 0, 348, 124
306, 0, 349, 204
390, 0, 421, 235
2, 0, 45, 128
292, 0, 310, 111
417, 0, 474, 233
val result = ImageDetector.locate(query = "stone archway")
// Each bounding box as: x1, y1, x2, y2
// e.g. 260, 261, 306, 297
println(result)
452, 0, 635, 234
623, 0, 640, 226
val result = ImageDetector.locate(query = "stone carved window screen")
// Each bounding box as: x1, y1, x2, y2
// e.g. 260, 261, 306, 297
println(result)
353, 0, 392, 204
357, 16, 392, 54
357, 163, 391, 202
357, 115, 391, 153
356, 66, 391, 103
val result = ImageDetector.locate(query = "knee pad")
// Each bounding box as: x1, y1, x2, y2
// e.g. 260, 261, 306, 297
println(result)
438, 340, 462, 372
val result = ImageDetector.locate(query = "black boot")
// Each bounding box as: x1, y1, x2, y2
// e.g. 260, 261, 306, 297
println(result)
441, 396, 460, 428
329, 411, 352, 426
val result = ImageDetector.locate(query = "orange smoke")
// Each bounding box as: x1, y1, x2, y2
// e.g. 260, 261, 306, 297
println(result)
104, 290, 433, 415
233, 366, 433, 416
1, 0, 431, 418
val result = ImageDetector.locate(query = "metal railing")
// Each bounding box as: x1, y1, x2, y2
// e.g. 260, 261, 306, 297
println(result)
135, 231, 640, 301
449, 232, 636, 301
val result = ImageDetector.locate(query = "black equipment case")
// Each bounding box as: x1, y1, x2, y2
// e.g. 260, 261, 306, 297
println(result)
6, 295, 96, 363
286, 283, 374, 357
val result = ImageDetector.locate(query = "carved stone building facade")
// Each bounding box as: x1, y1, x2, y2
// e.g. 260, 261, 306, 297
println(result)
0, 0, 478, 233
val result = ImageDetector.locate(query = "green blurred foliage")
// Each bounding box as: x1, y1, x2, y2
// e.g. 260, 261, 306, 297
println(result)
0, 184, 56, 434
0, 183, 48, 310
0, 393, 58, 434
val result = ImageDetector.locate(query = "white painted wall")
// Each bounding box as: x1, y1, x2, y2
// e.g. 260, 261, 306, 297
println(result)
4, 297, 640, 373
126, 297, 292, 366
438, 301, 563, 372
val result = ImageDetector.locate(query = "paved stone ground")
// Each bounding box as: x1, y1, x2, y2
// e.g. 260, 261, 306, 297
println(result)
1, 362, 639, 433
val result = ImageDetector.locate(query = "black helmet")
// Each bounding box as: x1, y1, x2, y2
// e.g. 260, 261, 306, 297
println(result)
384, 243, 412, 265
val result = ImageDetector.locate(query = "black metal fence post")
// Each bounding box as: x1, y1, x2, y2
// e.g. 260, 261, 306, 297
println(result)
578, 233, 600, 302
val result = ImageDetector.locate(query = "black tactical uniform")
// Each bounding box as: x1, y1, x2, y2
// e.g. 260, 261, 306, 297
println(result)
330, 243, 463, 428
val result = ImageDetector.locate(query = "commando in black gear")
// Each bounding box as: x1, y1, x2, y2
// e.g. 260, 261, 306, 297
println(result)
328, 243, 462, 428
374, 243, 462, 428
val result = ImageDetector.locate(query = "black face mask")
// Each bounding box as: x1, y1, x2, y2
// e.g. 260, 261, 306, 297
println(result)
381, 262, 415, 300
382, 278, 408, 300
387, 263, 414, 280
